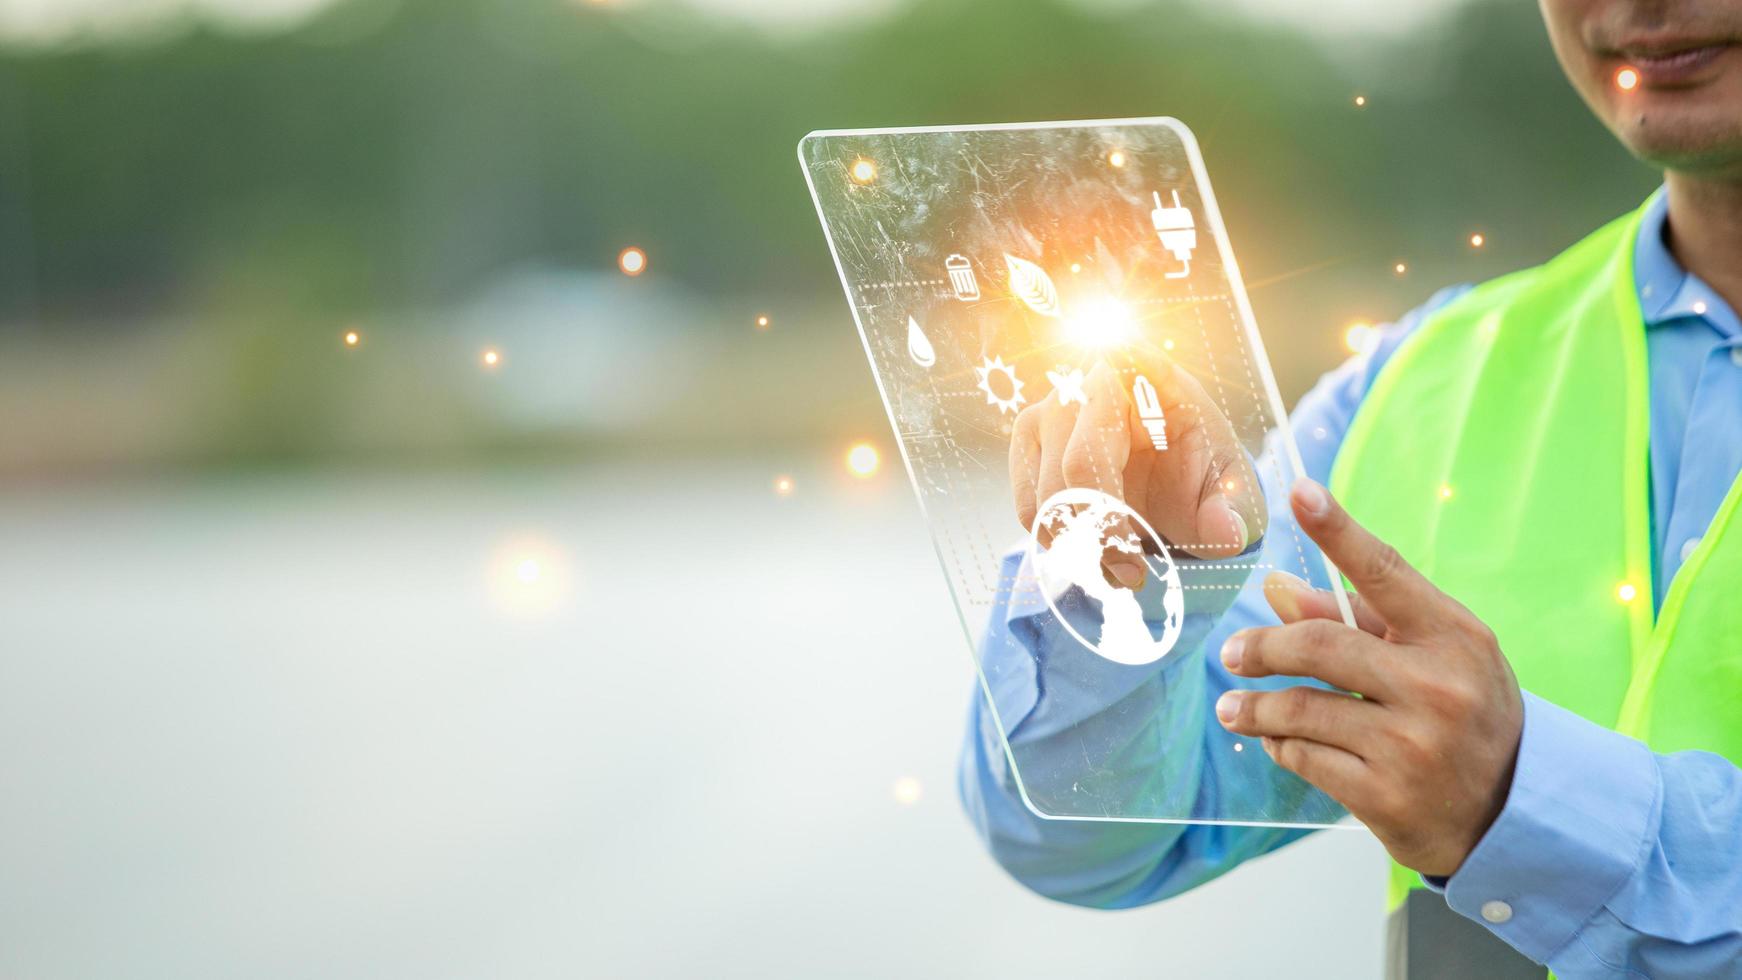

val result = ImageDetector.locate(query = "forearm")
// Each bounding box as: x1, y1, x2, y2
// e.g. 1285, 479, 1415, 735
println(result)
1438, 694, 1742, 976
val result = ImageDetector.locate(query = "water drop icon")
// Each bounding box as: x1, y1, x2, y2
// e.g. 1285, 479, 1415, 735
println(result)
907, 315, 936, 368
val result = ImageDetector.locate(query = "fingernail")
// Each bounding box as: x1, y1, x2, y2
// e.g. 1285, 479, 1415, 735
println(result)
1263, 571, 1311, 621
1108, 558, 1147, 590
1229, 508, 1250, 550
1292, 478, 1330, 517
1215, 690, 1244, 723
1220, 635, 1245, 670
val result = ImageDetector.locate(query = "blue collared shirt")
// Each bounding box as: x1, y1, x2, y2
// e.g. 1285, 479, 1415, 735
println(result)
959, 190, 1742, 975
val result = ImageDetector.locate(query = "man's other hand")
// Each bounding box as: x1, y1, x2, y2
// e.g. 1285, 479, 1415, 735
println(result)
1213, 479, 1526, 878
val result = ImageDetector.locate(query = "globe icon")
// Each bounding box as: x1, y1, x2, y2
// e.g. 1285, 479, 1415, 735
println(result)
1026, 488, 1185, 666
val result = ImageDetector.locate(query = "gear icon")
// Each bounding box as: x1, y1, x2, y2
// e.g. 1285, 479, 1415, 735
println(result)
975, 355, 1026, 415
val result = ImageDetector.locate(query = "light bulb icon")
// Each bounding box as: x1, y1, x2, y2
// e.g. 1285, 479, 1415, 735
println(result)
1151, 190, 1196, 281
1132, 374, 1168, 451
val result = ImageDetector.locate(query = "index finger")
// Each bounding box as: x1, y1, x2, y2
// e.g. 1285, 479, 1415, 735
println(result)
1289, 478, 1444, 635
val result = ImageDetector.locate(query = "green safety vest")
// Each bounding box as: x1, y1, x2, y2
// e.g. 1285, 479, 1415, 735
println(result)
1328, 198, 1742, 908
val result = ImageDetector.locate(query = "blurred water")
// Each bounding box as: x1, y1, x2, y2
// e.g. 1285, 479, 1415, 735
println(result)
0, 456, 1386, 978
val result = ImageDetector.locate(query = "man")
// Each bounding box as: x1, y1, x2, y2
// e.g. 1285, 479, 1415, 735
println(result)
960, 1, 1742, 976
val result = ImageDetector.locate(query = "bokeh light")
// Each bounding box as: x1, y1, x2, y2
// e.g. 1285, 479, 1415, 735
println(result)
1617, 582, 1638, 604
481, 347, 501, 368
342, 329, 361, 348
1107, 149, 1126, 167
1353, 94, 1367, 107
773, 474, 794, 496
1615, 67, 1639, 91
618, 246, 647, 276
846, 441, 880, 478
1469, 232, 1486, 248
1393, 262, 1408, 276
486, 535, 574, 619
1343, 321, 1379, 356
892, 776, 923, 806
755, 314, 771, 330
849, 158, 877, 185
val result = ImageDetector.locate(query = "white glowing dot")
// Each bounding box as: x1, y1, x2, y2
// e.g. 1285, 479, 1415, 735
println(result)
1439, 485, 1454, 500
1162, 338, 1176, 351
892, 776, 923, 805
618, 247, 647, 276
850, 158, 877, 185
1353, 95, 1367, 107
1064, 296, 1136, 350
1617, 583, 1638, 603
1694, 301, 1709, 315
1108, 149, 1127, 167
1616, 67, 1640, 91
1070, 262, 1082, 274
1469, 233, 1486, 248
1393, 262, 1408, 276
481, 348, 501, 368
755, 314, 771, 330
773, 474, 795, 496
486, 537, 573, 619
343, 330, 361, 347
846, 442, 880, 477
1233, 742, 1244, 752
1344, 321, 1379, 356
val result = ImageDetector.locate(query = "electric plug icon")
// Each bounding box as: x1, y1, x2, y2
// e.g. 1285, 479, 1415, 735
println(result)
1151, 190, 1197, 280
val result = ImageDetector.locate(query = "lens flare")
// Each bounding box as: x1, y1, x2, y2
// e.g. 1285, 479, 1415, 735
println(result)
1343, 321, 1379, 356
846, 442, 880, 477
850, 158, 877, 185
342, 330, 361, 348
1469, 233, 1486, 249
1616, 67, 1639, 91
1064, 296, 1136, 349
618, 247, 647, 276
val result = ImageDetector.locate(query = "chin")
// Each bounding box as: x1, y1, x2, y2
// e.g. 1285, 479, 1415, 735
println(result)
1611, 103, 1742, 174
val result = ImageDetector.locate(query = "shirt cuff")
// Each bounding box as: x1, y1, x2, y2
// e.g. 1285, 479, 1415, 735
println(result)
1433, 691, 1660, 964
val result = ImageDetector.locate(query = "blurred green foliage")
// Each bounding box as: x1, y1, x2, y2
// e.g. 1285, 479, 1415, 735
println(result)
0, 0, 1663, 470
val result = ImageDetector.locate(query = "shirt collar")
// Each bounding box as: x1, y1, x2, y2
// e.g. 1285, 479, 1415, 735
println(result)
1634, 187, 1741, 340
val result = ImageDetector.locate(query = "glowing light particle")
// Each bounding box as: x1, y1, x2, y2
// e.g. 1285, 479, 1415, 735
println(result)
755, 314, 771, 330
1439, 485, 1454, 501
1162, 338, 1176, 352
1469, 233, 1486, 249
343, 330, 361, 348
1070, 262, 1082, 274
486, 536, 572, 619
892, 776, 923, 806
1344, 321, 1379, 356
1694, 301, 1709, 315
1616, 67, 1640, 91
846, 442, 880, 477
1354, 95, 1368, 107
773, 475, 795, 496
850, 158, 877, 185
1393, 262, 1408, 276
1064, 296, 1135, 349
618, 247, 647, 276
1108, 149, 1127, 168
1617, 582, 1638, 604
482, 348, 502, 368
1233, 742, 1245, 752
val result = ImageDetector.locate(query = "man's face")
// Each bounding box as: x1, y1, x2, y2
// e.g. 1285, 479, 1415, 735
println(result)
1540, 0, 1742, 174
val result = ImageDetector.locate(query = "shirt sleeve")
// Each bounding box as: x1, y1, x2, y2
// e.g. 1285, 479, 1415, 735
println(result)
1433, 692, 1742, 977
958, 286, 1471, 907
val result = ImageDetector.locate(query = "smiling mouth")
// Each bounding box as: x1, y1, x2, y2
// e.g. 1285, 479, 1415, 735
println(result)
1613, 41, 1734, 85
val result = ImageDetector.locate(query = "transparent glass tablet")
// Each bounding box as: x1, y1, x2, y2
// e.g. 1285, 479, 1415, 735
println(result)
799, 118, 1355, 826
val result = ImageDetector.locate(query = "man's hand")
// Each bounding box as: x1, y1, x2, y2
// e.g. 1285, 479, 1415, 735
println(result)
1009, 357, 1265, 589
1214, 478, 1525, 878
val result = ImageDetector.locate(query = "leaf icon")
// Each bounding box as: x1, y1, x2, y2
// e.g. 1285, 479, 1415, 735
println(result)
1004, 253, 1061, 318
906, 315, 936, 368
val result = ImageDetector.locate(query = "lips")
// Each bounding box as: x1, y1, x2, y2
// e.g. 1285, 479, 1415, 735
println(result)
1616, 41, 1732, 85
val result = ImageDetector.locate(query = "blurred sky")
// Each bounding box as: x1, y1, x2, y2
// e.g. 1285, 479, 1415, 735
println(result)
0, 0, 1472, 43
